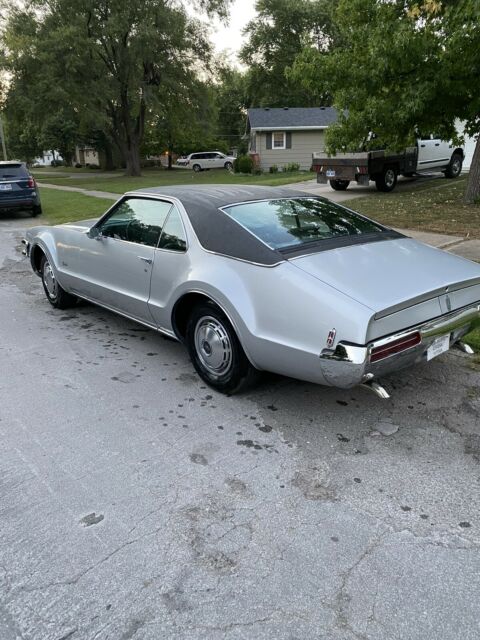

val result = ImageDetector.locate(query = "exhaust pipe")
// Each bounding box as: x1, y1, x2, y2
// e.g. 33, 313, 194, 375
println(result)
455, 341, 474, 355
360, 379, 390, 399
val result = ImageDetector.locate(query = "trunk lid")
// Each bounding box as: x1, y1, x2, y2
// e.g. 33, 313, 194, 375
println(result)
291, 237, 480, 338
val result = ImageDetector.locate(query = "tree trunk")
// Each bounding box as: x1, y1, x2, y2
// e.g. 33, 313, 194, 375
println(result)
464, 136, 480, 204
103, 140, 115, 170
167, 148, 173, 170
124, 140, 142, 176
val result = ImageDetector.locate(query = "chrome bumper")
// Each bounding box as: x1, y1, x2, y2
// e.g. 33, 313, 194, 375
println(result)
319, 303, 480, 388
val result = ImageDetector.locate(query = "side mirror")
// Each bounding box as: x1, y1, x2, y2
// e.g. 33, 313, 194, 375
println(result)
87, 226, 101, 239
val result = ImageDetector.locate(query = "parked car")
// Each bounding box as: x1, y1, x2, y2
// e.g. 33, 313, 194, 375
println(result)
176, 152, 235, 172
24, 185, 480, 397
0, 161, 42, 217
313, 136, 464, 192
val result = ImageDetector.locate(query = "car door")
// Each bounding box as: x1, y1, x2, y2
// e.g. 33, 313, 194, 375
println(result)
148, 205, 190, 331
212, 153, 225, 169
68, 197, 173, 324
416, 135, 438, 171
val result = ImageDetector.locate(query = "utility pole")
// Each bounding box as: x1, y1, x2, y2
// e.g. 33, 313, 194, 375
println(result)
0, 115, 7, 160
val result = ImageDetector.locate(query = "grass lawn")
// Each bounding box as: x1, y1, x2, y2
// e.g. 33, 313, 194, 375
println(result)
39, 187, 113, 225
353, 175, 480, 238
34, 167, 315, 194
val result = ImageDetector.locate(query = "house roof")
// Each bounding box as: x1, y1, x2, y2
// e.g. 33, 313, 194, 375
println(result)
248, 107, 338, 130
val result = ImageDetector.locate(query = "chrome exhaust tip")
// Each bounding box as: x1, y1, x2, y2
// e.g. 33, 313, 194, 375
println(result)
360, 380, 390, 399
455, 341, 474, 355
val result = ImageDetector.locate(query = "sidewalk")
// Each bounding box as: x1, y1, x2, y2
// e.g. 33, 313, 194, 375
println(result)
38, 181, 480, 262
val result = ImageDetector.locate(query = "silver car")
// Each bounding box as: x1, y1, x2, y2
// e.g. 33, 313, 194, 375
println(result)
24, 185, 480, 397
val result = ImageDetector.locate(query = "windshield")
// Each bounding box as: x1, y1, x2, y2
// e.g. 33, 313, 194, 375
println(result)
222, 198, 384, 250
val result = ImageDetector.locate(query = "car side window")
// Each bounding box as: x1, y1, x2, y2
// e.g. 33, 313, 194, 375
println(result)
98, 198, 172, 247
158, 207, 187, 252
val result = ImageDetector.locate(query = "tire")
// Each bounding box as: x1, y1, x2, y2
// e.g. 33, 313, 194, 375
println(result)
192, 164, 201, 172
186, 302, 258, 394
375, 167, 397, 192
32, 205, 42, 217
445, 153, 463, 179
40, 255, 77, 309
329, 179, 350, 191
224, 161, 233, 171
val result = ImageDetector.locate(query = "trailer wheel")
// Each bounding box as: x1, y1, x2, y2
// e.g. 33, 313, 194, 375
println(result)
330, 179, 350, 191
375, 167, 397, 192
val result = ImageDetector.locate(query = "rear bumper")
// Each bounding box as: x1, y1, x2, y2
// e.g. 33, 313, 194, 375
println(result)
0, 196, 39, 210
319, 303, 480, 388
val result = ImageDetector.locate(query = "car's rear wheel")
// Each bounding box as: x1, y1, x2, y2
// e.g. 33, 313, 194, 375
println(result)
192, 164, 201, 172
186, 302, 258, 394
32, 205, 42, 217
329, 179, 350, 191
40, 255, 77, 309
445, 153, 463, 179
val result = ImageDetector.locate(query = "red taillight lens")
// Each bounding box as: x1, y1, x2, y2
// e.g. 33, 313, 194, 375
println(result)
27, 177, 35, 188
370, 331, 421, 363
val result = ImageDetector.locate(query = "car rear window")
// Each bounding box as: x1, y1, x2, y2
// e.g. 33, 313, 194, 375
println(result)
222, 197, 384, 251
0, 164, 28, 179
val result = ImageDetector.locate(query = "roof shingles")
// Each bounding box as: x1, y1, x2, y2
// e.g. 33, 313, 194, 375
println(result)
247, 107, 338, 130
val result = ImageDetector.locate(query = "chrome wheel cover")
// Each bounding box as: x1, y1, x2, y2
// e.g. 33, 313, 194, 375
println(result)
43, 261, 57, 298
194, 315, 232, 377
385, 169, 395, 187
452, 158, 461, 175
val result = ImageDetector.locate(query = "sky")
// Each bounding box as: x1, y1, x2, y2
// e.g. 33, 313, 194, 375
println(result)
210, 0, 257, 65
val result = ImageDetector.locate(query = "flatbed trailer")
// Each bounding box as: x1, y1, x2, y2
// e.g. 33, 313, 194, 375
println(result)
312, 147, 418, 192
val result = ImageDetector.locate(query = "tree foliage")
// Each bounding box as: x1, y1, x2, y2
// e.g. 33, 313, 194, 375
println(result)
240, 0, 339, 108
290, 0, 480, 202
1, 0, 232, 175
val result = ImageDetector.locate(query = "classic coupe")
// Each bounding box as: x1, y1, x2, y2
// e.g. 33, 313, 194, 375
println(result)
24, 185, 480, 397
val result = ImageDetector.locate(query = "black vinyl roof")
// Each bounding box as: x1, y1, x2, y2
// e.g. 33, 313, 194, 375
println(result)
131, 185, 310, 265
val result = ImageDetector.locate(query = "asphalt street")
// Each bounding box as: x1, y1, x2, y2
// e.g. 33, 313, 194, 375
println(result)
1, 211, 480, 640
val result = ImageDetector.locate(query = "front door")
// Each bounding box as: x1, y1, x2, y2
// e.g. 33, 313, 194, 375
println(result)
68, 197, 173, 323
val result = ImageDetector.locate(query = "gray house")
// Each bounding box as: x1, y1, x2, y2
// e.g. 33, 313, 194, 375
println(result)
247, 107, 338, 171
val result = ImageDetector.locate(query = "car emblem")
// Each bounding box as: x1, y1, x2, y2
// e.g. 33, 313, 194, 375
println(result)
446, 295, 452, 312
326, 328, 336, 347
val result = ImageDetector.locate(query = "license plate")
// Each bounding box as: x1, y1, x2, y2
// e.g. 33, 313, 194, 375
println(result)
0, 183, 12, 191
427, 334, 450, 361
326, 170, 336, 178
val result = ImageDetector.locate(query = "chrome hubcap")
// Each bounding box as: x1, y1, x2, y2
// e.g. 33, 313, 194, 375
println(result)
194, 316, 232, 376
43, 262, 57, 297
452, 159, 460, 174
385, 170, 395, 187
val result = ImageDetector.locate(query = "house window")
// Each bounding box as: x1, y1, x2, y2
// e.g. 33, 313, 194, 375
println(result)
273, 132, 286, 149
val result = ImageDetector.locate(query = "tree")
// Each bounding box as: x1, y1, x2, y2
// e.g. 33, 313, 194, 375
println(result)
290, 0, 480, 203
240, 0, 340, 108
1, 0, 231, 175
213, 66, 249, 151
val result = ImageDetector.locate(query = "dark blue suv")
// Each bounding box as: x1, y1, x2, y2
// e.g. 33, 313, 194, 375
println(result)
0, 162, 42, 217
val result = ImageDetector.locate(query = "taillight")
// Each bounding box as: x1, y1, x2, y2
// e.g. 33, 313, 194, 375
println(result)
370, 331, 421, 363
27, 177, 35, 188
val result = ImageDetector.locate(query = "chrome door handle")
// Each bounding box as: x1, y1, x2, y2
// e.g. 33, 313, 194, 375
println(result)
138, 256, 152, 265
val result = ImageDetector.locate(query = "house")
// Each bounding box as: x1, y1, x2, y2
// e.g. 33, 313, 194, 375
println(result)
33, 151, 63, 166
74, 145, 100, 167
247, 107, 338, 171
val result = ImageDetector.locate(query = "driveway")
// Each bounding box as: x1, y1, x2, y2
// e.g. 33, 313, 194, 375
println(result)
1, 212, 480, 640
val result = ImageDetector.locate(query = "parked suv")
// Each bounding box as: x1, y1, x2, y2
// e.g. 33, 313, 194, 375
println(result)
0, 162, 42, 217
176, 152, 235, 172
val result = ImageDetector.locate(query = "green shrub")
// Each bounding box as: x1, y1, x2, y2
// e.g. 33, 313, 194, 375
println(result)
234, 155, 254, 174
269, 164, 279, 173
283, 162, 300, 172
88, 163, 100, 170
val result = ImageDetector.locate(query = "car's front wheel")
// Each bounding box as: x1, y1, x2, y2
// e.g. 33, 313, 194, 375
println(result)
186, 302, 258, 394
224, 161, 233, 171
40, 255, 77, 309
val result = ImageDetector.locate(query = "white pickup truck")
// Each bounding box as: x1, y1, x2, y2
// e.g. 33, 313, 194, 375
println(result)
312, 136, 465, 192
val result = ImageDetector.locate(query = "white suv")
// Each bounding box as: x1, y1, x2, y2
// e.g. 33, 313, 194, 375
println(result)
177, 151, 235, 172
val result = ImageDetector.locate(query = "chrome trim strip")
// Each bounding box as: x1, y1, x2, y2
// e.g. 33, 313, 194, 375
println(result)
72, 292, 178, 340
